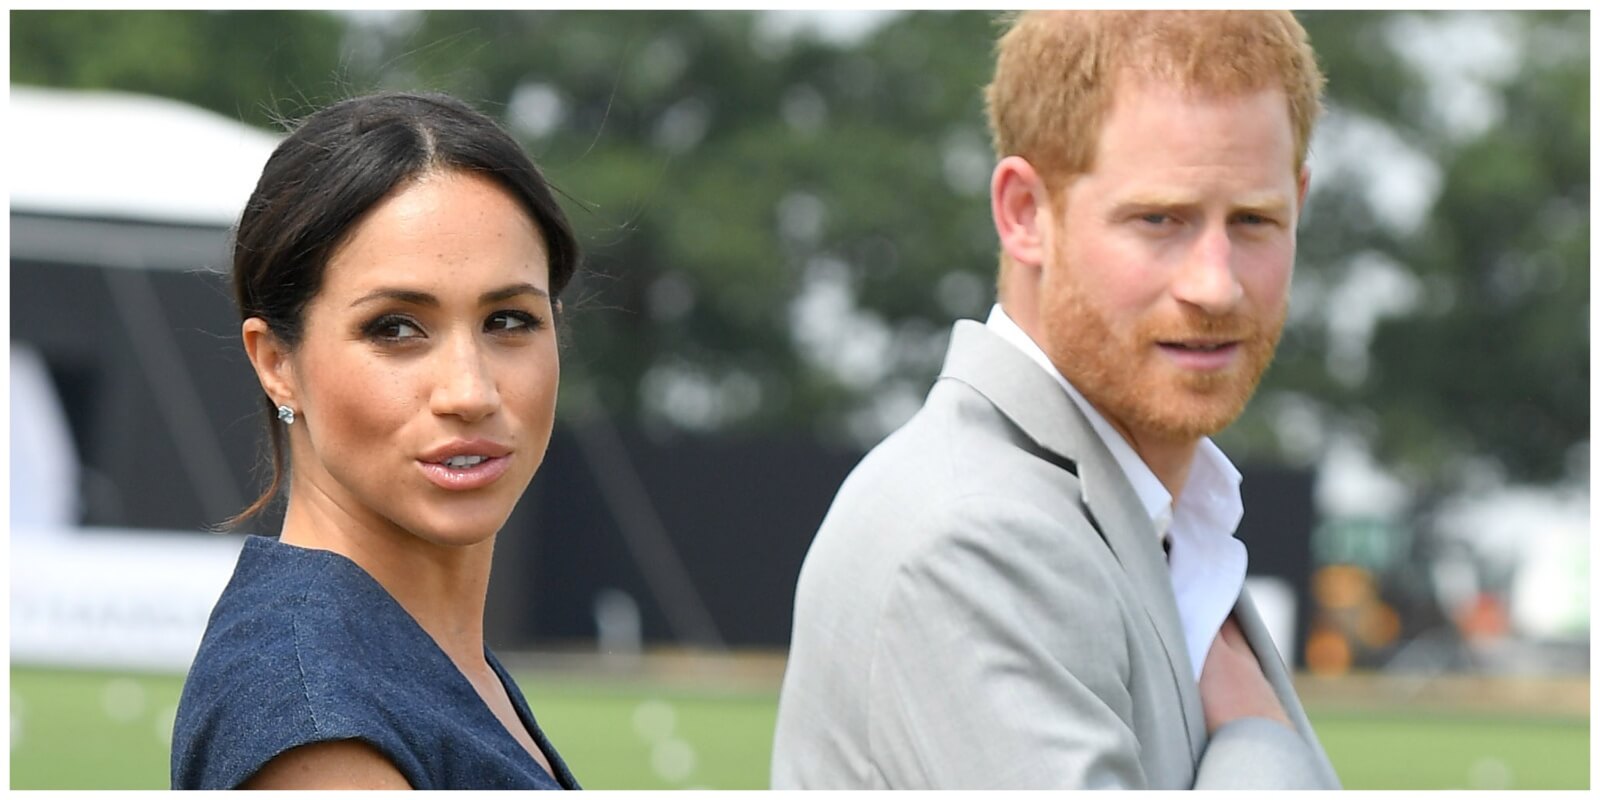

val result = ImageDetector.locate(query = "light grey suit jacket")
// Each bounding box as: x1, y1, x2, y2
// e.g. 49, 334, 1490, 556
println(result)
771, 320, 1340, 789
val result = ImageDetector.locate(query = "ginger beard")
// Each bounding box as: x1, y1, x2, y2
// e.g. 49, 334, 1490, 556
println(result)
1039, 258, 1288, 443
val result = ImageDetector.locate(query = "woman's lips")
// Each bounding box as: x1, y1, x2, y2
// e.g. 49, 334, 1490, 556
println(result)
417, 455, 512, 491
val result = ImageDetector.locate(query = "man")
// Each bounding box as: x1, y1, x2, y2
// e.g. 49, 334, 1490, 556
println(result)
772, 11, 1340, 789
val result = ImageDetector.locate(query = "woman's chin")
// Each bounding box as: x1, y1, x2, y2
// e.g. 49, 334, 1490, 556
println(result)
406, 511, 510, 549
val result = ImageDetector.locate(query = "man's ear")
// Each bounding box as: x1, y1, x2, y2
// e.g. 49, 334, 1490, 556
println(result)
241, 318, 298, 411
1297, 165, 1311, 213
991, 155, 1052, 269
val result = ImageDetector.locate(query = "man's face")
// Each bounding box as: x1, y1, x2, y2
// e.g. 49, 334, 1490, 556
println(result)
1039, 79, 1304, 447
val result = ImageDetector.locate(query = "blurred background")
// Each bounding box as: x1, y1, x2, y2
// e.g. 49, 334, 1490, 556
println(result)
7, 9, 1589, 790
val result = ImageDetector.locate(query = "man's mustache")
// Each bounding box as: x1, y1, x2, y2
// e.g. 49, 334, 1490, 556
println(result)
1141, 308, 1263, 343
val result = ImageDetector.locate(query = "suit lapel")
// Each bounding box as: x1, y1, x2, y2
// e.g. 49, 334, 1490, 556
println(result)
1078, 458, 1208, 763
1232, 588, 1339, 785
937, 320, 1207, 762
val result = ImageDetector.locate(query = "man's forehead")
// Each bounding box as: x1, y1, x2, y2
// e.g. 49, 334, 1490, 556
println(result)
1106, 186, 1295, 211
1105, 70, 1291, 112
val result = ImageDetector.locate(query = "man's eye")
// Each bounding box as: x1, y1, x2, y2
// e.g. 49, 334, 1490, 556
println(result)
1140, 213, 1171, 225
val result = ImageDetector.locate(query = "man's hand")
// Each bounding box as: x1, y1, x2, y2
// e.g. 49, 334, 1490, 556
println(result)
1198, 615, 1291, 734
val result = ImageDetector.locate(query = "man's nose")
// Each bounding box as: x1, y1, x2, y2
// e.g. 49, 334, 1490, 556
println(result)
1171, 224, 1244, 313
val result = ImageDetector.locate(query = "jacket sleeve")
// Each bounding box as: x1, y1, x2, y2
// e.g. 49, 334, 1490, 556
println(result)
1195, 594, 1343, 789
864, 493, 1339, 789
864, 494, 1149, 788
1196, 717, 1340, 788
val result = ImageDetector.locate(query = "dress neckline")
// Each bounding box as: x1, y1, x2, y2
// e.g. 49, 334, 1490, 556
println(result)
246, 535, 577, 788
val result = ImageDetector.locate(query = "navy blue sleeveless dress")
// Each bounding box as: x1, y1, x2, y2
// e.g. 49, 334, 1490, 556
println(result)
171, 535, 579, 789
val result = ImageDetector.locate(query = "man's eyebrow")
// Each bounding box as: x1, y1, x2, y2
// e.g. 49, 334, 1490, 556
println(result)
349, 283, 549, 309
1231, 192, 1293, 213
1113, 191, 1292, 212
1116, 191, 1201, 209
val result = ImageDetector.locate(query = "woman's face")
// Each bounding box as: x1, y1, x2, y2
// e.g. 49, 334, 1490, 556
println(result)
284, 169, 559, 548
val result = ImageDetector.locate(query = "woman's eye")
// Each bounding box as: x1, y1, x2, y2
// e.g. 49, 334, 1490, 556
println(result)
487, 310, 540, 332
366, 315, 423, 341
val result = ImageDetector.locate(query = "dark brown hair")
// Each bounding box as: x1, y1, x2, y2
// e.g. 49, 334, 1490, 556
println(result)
225, 91, 579, 528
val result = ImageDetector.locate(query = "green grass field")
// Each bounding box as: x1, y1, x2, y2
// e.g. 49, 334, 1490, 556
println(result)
9, 665, 1589, 789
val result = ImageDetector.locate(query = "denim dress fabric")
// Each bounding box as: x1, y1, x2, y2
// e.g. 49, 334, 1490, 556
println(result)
171, 535, 579, 790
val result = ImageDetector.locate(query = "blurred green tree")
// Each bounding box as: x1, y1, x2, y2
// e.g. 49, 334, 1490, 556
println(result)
10, 10, 350, 127
358, 11, 1005, 445
1355, 11, 1588, 487
1246, 11, 1588, 489
11, 9, 1588, 494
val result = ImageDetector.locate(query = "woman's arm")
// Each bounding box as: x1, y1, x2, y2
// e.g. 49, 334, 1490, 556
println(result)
241, 739, 413, 790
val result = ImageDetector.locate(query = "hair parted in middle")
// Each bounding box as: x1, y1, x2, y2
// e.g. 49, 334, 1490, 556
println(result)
224, 90, 580, 529
984, 10, 1326, 191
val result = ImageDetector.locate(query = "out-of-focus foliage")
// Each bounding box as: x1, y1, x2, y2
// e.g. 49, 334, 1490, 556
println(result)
10, 10, 1588, 491
1356, 12, 1588, 486
358, 11, 1004, 446
10, 10, 349, 128
1258, 11, 1589, 488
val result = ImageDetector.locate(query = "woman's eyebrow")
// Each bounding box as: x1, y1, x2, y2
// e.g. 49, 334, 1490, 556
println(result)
479, 282, 549, 304
349, 287, 437, 309
348, 283, 548, 309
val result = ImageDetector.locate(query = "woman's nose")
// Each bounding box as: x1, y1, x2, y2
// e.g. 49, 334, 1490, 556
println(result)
430, 335, 500, 422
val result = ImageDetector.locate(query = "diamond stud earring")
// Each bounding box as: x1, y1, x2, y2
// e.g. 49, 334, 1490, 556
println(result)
277, 404, 296, 425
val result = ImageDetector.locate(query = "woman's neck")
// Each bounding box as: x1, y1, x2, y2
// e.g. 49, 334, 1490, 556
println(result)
277, 485, 496, 670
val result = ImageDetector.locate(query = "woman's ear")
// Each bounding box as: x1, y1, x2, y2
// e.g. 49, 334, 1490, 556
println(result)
241, 318, 298, 410
991, 155, 1052, 270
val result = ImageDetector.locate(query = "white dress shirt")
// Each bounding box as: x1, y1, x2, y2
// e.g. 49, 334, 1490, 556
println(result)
985, 305, 1247, 681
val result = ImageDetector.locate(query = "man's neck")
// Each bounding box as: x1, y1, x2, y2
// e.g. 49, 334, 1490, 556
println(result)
994, 297, 1199, 503
1101, 415, 1199, 503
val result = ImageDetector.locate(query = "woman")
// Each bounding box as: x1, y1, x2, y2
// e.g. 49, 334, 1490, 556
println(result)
171, 92, 581, 790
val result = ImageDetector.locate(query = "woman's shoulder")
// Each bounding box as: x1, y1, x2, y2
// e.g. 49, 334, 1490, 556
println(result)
204, 536, 411, 633
171, 536, 437, 788
185, 536, 454, 704
185, 537, 390, 671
